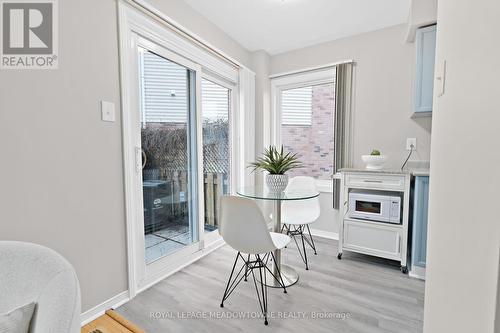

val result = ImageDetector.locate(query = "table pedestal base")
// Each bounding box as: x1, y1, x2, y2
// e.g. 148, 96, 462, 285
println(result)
258, 264, 299, 288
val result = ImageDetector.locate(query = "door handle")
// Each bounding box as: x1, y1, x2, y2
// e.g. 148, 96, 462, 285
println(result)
135, 146, 143, 173
364, 180, 383, 183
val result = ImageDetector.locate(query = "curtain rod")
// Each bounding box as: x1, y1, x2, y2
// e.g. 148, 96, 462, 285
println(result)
127, 0, 241, 69
269, 59, 355, 79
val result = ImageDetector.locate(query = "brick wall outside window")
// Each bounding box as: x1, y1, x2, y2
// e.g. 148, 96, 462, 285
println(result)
281, 83, 335, 180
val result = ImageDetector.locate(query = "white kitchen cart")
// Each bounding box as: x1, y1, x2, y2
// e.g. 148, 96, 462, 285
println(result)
337, 169, 411, 273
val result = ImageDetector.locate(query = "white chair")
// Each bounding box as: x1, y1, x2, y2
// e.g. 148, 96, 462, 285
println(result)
281, 176, 320, 270
219, 196, 290, 325
0, 241, 81, 333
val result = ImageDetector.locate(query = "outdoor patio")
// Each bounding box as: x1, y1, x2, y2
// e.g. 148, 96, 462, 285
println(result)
145, 223, 217, 264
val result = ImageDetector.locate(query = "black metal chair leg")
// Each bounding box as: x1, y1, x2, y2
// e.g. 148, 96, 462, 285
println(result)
221, 252, 240, 307
221, 252, 283, 325
306, 224, 318, 255
281, 224, 289, 248
270, 252, 287, 294
244, 254, 250, 281
300, 226, 309, 270
257, 255, 268, 325
250, 255, 268, 325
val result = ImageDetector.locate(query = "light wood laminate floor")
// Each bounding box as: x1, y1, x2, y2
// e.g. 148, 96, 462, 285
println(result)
117, 237, 425, 333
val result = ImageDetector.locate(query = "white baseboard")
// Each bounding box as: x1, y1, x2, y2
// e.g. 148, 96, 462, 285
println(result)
81, 239, 225, 326
267, 224, 339, 242
80, 290, 130, 326
309, 228, 339, 240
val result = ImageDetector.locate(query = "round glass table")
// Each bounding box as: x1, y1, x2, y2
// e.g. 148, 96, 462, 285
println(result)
236, 186, 320, 288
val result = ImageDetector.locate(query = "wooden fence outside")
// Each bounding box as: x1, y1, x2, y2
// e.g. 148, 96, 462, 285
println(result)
203, 172, 228, 229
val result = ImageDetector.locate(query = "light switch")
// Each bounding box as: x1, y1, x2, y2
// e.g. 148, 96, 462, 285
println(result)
436, 60, 446, 97
101, 101, 115, 122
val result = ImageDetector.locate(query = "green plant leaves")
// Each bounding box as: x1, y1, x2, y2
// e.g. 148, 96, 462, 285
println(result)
249, 145, 303, 175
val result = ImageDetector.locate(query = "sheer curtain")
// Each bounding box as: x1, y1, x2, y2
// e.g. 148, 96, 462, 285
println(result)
333, 62, 354, 209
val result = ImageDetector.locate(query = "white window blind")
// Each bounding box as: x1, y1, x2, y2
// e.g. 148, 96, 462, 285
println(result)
281, 86, 313, 125
201, 79, 229, 121
141, 51, 188, 123
140, 51, 230, 124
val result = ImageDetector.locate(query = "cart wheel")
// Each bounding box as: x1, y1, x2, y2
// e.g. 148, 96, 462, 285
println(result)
400, 266, 408, 274
337, 253, 342, 260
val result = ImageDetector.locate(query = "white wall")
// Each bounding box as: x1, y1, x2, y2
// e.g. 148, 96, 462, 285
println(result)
423, 0, 500, 332
312, 193, 339, 235
497, 255, 500, 332
0, 0, 251, 314
0, 0, 126, 313
406, 0, 438, 42
143, 0, 251, 68
249, 50, 272, 190
409, 0, 437, 24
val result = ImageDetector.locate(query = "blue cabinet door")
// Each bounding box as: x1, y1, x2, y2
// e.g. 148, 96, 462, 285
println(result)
412, 176, 429, 267
414, 25, 437, 114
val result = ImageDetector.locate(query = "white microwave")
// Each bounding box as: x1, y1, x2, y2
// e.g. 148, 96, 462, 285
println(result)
348, 192, 401, 224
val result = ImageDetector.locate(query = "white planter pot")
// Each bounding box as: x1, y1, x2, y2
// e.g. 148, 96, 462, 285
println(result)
266, 174, 289, 192
361, 155, 388, 170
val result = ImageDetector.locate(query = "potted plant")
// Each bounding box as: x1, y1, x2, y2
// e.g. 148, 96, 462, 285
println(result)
250, 145, 303, 192
361, 149, 388, 170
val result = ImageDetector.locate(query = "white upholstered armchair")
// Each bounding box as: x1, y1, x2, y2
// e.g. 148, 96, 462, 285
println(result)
0, 241, 81, 333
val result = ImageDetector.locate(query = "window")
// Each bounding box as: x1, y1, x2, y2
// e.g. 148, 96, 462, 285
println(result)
279, 79, 336, 181
271, 67, 340, 183
281, 86, 313, 125
140, 50, 189, 124
202, 79, 229, 121
201, 78, 230, 232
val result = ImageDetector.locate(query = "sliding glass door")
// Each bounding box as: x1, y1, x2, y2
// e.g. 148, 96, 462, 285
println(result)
120, 4, 242, 294
129, 35, 204, 280
138, 47, 200, 264
137, 51, 234, 264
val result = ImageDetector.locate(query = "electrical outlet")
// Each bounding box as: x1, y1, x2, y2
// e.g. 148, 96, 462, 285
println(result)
406, 138, 417, 151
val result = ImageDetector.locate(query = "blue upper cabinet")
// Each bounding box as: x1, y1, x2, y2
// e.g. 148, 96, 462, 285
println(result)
412, 176, 429, 270
414, 25, 437, 115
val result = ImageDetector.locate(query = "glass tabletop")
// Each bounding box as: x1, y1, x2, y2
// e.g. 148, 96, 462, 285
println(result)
236, 186, 320, 201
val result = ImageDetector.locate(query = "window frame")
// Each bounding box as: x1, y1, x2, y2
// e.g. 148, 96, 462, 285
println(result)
200, 72, 237, 245
270, 68, 337, 192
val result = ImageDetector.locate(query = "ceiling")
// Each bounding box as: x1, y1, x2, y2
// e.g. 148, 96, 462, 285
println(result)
182, 0, 411, 55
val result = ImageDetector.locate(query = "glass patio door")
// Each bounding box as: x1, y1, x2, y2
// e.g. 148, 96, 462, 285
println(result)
136, 39, 202, 266
120, 6, 242, 296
